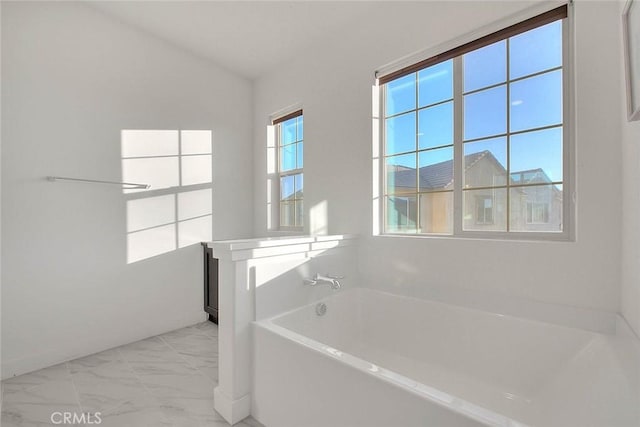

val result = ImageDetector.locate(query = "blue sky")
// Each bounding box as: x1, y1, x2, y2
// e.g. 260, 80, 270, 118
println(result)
280, 116, 304, 199
385, 21, 563, 184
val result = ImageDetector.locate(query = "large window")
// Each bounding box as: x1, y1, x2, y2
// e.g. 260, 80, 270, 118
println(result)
274, 110, 304, 229
379, 5, 569, 239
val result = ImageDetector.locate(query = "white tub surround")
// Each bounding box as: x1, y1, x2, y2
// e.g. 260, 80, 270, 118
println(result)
208, 235, 357, 425
253, 288, 640, 427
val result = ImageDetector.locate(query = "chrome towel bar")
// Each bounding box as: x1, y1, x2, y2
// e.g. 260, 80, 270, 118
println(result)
46, 176, 150, 190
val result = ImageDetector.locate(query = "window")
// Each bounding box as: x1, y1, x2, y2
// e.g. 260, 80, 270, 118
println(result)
476, 196, 494, 225
527, 202, 550, 224
273, 110, 304, 229
379, 5, 569, 239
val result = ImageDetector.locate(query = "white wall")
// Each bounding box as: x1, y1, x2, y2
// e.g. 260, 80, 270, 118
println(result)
620, 0, 640, 338
1, 2, 253, 377
253, 1, 623, 315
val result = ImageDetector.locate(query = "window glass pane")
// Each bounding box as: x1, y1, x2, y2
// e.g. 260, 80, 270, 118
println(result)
280, 175, 295, 201
510, 127, 562, 183
463, 137, 507, 188
464, 85, 507, 140
418, 60, 453, 107
510, 21, 562, 80
280, 202, 295, 227
280, 145, 296, 171
385, 112, 416, 155
296, 142, 303, 169
294, 173, 303, 198
295, 200, 304, 227
418, 147, 453, 192
510, 70, 562, 132
281, 118, 297, 144
463, 40, 506, 92
419, 192, 453, 234
386, 153, 416, 195
297, 116, 304, 142
386, 195, 417, 233
463, 188, 507, 231
510, 184, 562, 232
386, 74, 416, 116
418, 101, 453, 150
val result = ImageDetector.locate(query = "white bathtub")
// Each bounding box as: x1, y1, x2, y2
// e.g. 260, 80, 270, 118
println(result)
252, 288, 639, 427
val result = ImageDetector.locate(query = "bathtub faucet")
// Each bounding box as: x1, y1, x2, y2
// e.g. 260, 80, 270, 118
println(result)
304, 273, 344, 290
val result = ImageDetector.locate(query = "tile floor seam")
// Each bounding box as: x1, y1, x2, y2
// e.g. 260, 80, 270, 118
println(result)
114, 347, 160, 399
113, 347, 173, 425
157, 334, 218, 387
65, 361, 85, 415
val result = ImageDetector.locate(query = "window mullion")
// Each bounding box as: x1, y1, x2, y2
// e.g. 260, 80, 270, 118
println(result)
506, 37, 511, 232
414, 73, 420, 234
453, 56, 464, 236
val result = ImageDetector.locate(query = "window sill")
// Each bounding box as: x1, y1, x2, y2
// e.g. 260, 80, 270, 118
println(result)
376, 231, 574, 243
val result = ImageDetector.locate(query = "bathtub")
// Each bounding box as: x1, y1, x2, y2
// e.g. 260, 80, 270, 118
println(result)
252, 288, 639, 427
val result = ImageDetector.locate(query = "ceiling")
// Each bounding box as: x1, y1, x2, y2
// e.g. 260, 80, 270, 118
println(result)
90, 1, 376, 80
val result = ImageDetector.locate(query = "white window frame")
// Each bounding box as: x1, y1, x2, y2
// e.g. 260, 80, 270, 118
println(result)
271, 109, 304, 232
375, 3, 574, 241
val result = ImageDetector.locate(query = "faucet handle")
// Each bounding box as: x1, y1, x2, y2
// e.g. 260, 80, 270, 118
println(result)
326, 274, 345, 280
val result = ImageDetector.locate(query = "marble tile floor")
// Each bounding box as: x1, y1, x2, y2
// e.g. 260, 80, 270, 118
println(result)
1, 321, 264, 427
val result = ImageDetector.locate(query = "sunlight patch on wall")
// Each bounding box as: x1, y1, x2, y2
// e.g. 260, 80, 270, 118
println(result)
178, 189, 213, 248
310, 200, 328, 235
122, 129, 213, 264
128, 224, 177, 264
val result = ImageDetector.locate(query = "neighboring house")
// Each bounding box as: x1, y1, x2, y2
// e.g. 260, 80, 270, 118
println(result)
387, 150, 562, 233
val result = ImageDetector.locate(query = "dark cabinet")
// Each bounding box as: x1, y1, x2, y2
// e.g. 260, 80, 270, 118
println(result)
202, 244, 219, 324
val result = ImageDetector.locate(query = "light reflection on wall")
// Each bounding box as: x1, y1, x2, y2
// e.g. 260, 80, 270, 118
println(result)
122, 130, 213, 264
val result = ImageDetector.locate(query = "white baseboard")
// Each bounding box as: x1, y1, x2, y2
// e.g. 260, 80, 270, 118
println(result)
214, 386, 251, 425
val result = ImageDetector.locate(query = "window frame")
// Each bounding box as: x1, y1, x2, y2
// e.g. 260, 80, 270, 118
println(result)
376, 4, 574, 241
273, 109, 304, 231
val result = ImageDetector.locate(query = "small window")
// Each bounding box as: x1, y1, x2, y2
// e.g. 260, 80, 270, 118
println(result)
273, 110, 303, 229
527, 202, 550, 224
476, 196, 494, 225
378, 5, 569, 239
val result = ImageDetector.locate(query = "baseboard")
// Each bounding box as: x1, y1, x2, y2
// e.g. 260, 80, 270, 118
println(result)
1, 309, 206, 380
214, 386, 251, 425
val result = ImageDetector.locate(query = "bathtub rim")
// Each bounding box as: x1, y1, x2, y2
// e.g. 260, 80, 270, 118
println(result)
269, 286, 608, 338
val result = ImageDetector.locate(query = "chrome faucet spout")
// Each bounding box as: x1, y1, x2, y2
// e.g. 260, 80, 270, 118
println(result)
304, 273, 344, 290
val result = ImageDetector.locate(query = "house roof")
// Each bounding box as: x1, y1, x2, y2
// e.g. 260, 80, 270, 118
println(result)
388, 151, 557, 191
390, 150, 490, 190
510, 168, 553, 185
